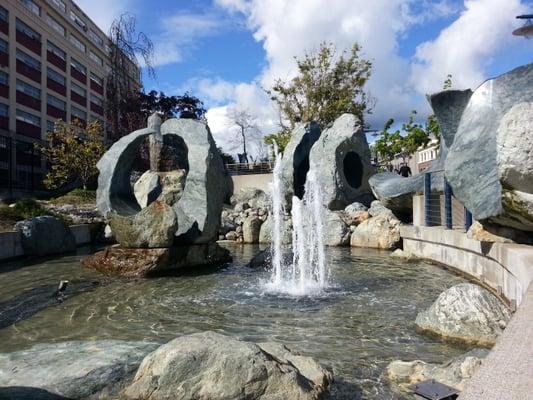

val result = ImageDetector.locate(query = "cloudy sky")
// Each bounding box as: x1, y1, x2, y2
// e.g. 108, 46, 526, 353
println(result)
78, 0, 533, 157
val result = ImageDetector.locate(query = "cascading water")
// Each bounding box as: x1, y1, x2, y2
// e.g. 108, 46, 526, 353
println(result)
265, 144, 329, 296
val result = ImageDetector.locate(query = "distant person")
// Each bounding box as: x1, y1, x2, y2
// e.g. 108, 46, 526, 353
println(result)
398, 163, 412, 177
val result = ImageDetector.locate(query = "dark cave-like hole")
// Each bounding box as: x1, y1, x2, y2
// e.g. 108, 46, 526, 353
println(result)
160, 135, 189, 172
343, 151, 363, 189
293, 156, 309, 199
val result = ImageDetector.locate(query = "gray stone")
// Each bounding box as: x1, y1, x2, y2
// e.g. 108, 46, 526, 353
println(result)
225, 231, 237, 241
368, 200, 393, 217
390, 249, 416, 261
15, 216, 76, 256
259, 214, 292, 244
122, 332, 332, 400
133, 170, 161, 208
415, 283, 512, 346
445, 64, 533, 232
386, 349, 489, 392
324, 210, 350, 246
309, 114, 374, 210
230, 187, 270, 210
158, 170, 187, 206
344, 201, 367, 213
341, 210, 370, 226
0, 340, 158, 399
108, 201, 178, 248
242, 215, 262, 243
350, 213, 401, 249
280, 122, 321, 207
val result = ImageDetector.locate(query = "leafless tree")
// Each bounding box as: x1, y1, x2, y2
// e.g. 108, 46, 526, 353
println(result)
227, 107, 260, 164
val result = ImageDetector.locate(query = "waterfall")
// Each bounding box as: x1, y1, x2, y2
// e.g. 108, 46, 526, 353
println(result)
265, 145, 329, 296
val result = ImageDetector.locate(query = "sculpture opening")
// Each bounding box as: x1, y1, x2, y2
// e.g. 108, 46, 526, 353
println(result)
343, 151, 363, 189
159, 135, 189, 172
293, 155, 310, 199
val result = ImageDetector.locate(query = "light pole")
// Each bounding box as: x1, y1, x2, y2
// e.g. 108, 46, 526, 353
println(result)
513, 14, 533, 38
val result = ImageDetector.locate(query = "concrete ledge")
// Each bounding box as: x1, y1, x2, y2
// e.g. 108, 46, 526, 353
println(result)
70, 224, 92, 246
231, 173, 272, 193
0, 231, 24, 260
401, 225, 533, 306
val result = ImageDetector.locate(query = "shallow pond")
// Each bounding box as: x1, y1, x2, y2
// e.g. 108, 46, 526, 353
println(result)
0, 244, 471, 399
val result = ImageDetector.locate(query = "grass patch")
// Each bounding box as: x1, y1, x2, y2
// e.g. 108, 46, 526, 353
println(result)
0, 198, 73, 232
51, 189, 96, 205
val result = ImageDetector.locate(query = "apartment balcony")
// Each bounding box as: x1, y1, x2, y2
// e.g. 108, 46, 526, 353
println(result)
70, 67, 86, 84
16, 120, 41, 138
71, 91, 86, 107
0, 20, 8, 35
16, 91, 41, 111
16, 60, 41, 84
0, 51, 7, 68
90, 102, 103, 116
90, 80, 104, 95
47, 79, 66, 96
47, 51, 66, 71
0, 83, 8, 99
47, 104, 66, 120
16, 31, 41, 56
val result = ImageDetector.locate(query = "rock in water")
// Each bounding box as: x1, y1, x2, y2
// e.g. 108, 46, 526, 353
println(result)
324, 210, 350, 246
350, 213, 401, 249
15, 216, 76, 256
242, 215, 262, 243
415, 283, 512, 346
108, 201, 178, 248
0, 341, 158, 399
133, 170, 161, 208
445, 64, 533, 232
122, 331, 332, 400
258, 214, 292, 244
386, 349, 489, 392
309, 114, 374, 210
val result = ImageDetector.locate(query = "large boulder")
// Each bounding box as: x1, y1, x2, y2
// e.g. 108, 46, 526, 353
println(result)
415, 283, 512, 346
108, 201, 178, 248
445, 64, 533, 232
158, 170, 187, 206
350, 213, 401, 249
324, 210, 350, 246
230, 188, 270, 210
134, 170, 161, 208
242, 215, 262, 243
15, 216, 76, 256
122, 332, 332, 400
280, 122, 321, 207
309, 114, 374, 210
386, 349, 488, 392
259, 214, 292, 244
82, 243, 231, 278
0, 341, 158, 399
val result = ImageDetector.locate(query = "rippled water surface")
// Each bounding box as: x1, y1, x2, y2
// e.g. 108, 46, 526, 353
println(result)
0, 245, 470, 399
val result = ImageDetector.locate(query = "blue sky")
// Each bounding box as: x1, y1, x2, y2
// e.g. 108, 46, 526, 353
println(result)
78, 0, 533, 156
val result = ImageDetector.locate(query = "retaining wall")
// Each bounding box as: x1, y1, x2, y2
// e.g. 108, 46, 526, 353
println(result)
231, 173, 272, 193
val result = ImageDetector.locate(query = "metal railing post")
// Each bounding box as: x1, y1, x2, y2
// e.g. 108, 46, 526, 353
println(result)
424, 172, 431, 226
464, 208, 473, 232
444, 178, 452, 229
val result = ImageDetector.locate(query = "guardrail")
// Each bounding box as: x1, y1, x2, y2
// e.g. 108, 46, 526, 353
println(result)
225, 162, 274, 176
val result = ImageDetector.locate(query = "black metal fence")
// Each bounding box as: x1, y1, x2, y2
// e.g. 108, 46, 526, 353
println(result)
225, 162, 274, 176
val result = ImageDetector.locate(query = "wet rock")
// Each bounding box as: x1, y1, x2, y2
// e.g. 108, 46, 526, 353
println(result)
225, 231, 237, 241
386, 349, 488, 392
82, 243, 231, 278
242, 215, 262, 244
108, 201, 178, 248
324, 210, 350, 246
390, 249, 416, 261
133, 170, 161, 208
350, 213, 401, 249
122, 331, 332, 400
309, 114, 374, 210
341, 210, 370, 226
259, 214, 292, 244
415, 283, 512, 346
466, 221, 514, 243
0, 341, 158, 399
15, 216, 76, 256
344, 201, 368, 214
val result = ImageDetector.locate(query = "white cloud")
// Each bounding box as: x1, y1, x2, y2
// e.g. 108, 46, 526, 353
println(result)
74, 0, 134, 33
410, 0, 528, 93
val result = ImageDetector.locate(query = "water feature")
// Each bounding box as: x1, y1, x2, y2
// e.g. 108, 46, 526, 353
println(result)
0, 246, 471, 399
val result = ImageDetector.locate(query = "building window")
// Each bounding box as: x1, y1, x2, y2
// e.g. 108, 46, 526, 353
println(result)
70, 11, 86, 31
70, 58, 86, 75
88, 29, 103, 46
47, 94, 66, 110
16, 79, 40, 99
16, 18, 41, 41
0, 6, 8, 22
0, 38, 7, 54
71, 106, 86, 121
47, 41, 66, 60
46, 14, 66, 37
89, 51, 103, 66
46, 0, 66, 13
47, 67, 66, 85
0, 71, 8, 85
0, 103, 8, 117
72, 82, 86, 97
16, 109, 40, 126
70, 35, 86, 53
90, 72, 103, 86
46, 120, 55, 132
16, 49, 41, 71
90, 94, 103, 106
19, 0, 41, 16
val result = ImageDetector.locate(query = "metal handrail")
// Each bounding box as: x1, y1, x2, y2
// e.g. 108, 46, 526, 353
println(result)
225, 162, 274, 176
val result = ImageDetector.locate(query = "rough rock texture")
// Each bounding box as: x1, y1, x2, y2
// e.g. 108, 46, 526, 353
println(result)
344, 201, 367, 214
280, 122, 321, 207
122, 332, 332, 400
370, 89, 473, 215
308, 114, 374, 210
134, 170, 161, 208
82, 243, 231, 278
258, 214, 292, 244
108, 201, 178, 248
158, 170, 187, 206
243, 215, 262, 243
231, 188, 270, 210
42, 203, 104, 225
324, 210, 350, 246
466, 221, 514, 243
220, 199, 269, 244
415, 283, 512, 346
368, 200, 393, 217
350, 213, 401, 249
0, 341, 158, 399
386, 349, 489, 392
341, 210, 370, 227
390, 249, 416, 261
445, 64, 533, 232
15, 216, 76, 256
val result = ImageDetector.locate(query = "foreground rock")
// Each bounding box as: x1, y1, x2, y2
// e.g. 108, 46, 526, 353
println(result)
82, 243, 231, 277
258, 214, 292, 244
350, 213, 401, 249
324, 210, 350, 246
15, 216, 76, 256
134, 170, 161, 208
386, 349, 488, 392
0, 341, 158, 399
122, 331, 332, 400
415, 283, 512, 346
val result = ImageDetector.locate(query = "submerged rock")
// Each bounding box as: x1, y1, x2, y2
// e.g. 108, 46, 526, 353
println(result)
350, 213, 401, 249
15, 216, 76, 256
386, 348, 488, 392
242, 215, 263, 243
122, 331, 332, 400
415, 283, 512, 346
82, 243, 231, 278
0, 341, 158, 399
390, 249, 416, 261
